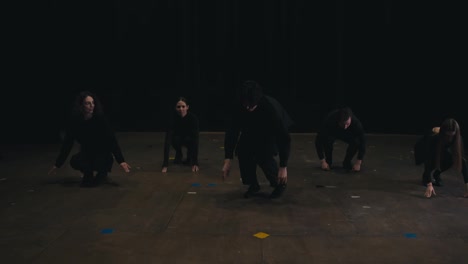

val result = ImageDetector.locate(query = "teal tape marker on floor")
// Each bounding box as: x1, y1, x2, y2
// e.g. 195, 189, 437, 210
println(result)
404, 233, 416, 238
191, 183, 201, 187
101, 228, 114, 234
208, 183, 216, 187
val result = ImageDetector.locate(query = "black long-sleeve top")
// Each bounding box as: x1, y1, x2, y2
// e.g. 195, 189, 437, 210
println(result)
315, 110, 366, 160
162, 112, 200, 167
54, 115, 125, 168
422, 134, 443, 179
224, 95, 292, 167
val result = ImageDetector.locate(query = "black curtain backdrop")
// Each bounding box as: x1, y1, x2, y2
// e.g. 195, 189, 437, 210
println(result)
3, 0, 467, 143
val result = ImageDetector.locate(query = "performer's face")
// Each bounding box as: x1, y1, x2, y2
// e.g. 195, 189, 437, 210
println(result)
339, 117, 351, 129
82, 96, 94, 118
176, 101, 189, 117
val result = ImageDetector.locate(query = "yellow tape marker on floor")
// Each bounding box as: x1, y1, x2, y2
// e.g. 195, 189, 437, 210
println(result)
253, 232, 270, 239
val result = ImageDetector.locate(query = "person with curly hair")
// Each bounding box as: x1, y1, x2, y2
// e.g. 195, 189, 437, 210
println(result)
48, 91, 131, 187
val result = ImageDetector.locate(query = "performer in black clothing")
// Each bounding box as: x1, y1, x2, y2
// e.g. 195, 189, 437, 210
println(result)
415, 118, 468, 198
48, 91, 131, 187
222, 80, 292, 199
162, 97, 200, 173
315, 107, 366, 172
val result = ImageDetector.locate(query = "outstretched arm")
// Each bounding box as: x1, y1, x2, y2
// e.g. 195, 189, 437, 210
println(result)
162, 129, 173, 172
189, 114, 200, 167
423, 159, 437, 198
315, 132, 330, 170
162, 115, 175, 172
54, 123, 75, 169
223, 106, 240, 179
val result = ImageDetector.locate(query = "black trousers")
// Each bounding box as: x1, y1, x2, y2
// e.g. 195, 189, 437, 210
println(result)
321, 135, 359, 167
172, 135, 196, 163
70, 151, 113, 178
237, 151, 279, 188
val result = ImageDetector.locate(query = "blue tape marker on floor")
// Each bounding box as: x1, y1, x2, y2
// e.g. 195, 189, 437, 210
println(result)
208, 183, 216, 187
101, 228, 114, 234
404, 233, 417, 238
191, 183, 201, 187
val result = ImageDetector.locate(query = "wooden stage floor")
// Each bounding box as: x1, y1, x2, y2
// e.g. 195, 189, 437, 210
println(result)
0, 132, 467, 264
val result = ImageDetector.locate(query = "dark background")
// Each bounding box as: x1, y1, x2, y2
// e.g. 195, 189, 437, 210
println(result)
3, 0, 467, 143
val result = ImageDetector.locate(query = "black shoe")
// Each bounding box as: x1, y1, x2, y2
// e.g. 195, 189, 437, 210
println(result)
80, 179, 96, 188
94, 173, 109, 186
80, 174, 96, 188
244, 184, 260, 198
433, 179, 444, 187
269, 184, 287, 199
433, 172, 443, 186
342, 161, 353, 171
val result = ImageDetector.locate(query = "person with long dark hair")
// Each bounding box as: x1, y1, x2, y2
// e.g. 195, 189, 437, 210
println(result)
417, 118, 468, 198
48, 91, 131, 187
161, 97, 200, 173
222, 80, 293, 199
